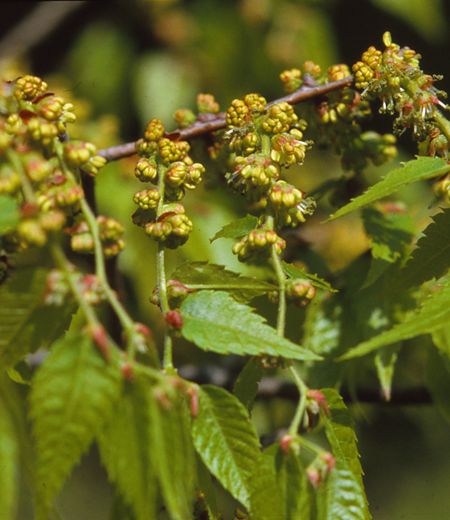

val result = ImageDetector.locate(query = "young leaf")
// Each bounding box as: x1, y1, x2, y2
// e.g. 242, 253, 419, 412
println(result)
0, 195, 19, 234
233, 357, 265, 412
98, 378, 159, 520
389, 208, 450, 291
282, 261, 337, 292
374, 343, 402, 401
0, 385, 19, 520
148, 389, 197, 520
29, 332, 122, 520
248, 444, 285, 520
320, 389, 370, 520
210, 215, 259, 242
191, 385, 261, 508
326, 157, 450, 221
180, 290, 322, 361
338, 280, 450, 360
171, 261, 277, 303
0, 269, 76, 370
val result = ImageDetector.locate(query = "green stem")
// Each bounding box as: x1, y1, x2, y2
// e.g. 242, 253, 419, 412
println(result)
287, 362, 309, 436
297, 436, 327, 456
7, 147, 35, 203
434, 110, 450, 143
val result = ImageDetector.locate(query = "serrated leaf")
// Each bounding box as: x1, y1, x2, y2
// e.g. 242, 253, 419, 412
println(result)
320, 389, 370, 520
0, 269, 76, 369
233, 358, 265, 412
191, 385, 261, 508
338, 280, 450, 360
171, 261, 277, 302
282, 261, 337, 292
148, 389, 196, 520
326, 157, 450, 221
0, 195, 19, 235
210, 215, 259, 242
248, 444, 285, 520
98, 378, 158, 520
374, 343, 401, 401
390, 208, 450, 291
180, 290, 322, 361
29, 332, 122, 520
0, 380, 19, 520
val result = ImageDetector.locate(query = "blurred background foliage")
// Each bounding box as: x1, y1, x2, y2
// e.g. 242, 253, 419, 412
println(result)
2, 0, 450, 519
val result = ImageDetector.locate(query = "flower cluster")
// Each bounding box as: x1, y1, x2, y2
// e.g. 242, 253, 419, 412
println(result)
44, 268, 107, 306
132, 118, 204, 249
352, 32, 448, 141
0, 75, 107, 253
67, 216, 125, 258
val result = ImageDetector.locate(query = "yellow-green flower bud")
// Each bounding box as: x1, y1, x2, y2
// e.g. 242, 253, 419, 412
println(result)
144, 119, 165, 141
133, 189, 160, 210
14, 75, 48, 101
280, 69, 302, 94
197, 93, 220, 114
135, 157, 158, 183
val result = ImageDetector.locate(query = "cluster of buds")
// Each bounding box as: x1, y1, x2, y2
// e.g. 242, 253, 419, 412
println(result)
132, 118, 205, 249
44, 268, 106, 306
268, 180, 316, 228
269, 278, 316, 307
232, 229, 285, 263
149, 279, 193, 308
352, 32, 449, 142
67, 216, 125, 258
306, 451, 336, 488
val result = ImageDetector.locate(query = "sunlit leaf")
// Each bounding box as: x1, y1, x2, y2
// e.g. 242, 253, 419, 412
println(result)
29, 333, 122, 520
338, 280, 450, 360
0, 269, 76, 370
192, 385, 261, 508
326, 157, 450, 221
282, 261, 337, 292
171, 261, 277, 303
180, 290, 322, 361
210, 215, 259, 242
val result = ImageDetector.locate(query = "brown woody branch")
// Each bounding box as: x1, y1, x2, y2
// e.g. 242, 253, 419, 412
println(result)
97, 75, 354, 163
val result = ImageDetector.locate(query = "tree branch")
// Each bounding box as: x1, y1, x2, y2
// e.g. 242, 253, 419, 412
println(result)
97, 75, 354, 163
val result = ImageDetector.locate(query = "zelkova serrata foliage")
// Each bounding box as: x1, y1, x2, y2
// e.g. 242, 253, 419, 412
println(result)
2, 32, 450, 520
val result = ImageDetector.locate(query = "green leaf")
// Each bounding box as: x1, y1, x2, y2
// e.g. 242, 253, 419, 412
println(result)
374, 343, 402, 401
210, 215, 259, 242
29, 332, 122, 520
180, 290, 322, 361
320, 389, 370, 520
426, 341, 450, 425
233, 358, 265, 412
326, 157, 450, 221
171, 261, 277, 303
0, 269, 76, 370
196, 453, 220, 520
338, 280, 450, 360
0, 195, 19, 235
98, 378, 159, 520
148, 389, 197, 520
248, 444, 285, 520
390, 208, 450, 291
191, 385, 261, 508
282, 261, 337, 292
0, 379, 19, 520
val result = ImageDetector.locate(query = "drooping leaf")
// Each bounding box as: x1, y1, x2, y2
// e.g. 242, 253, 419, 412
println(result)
0, 269, 76, 370
171, 261, 277, 303
361, 207, 414, 288
389, 208, 450, 292
0, 195, 19, 235
248, 444, 285, 520
29, 332, 122, 520
233, 357, 265, 412
326, 157, 450, 221
0, 379, 19, 520
148, 389, 197, 520
98, 378, 158, 520
374, 343, 402, 401
210, 215, 259, 242
320, 389, 370, 520
426, 340, 450, 426
191, 385, 261, 508
196, 453, 220, 520
180, 290, 322, 361
282, 261, 337, 292
338, 280, 450, 360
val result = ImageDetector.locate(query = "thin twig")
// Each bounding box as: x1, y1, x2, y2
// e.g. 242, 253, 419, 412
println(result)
97, 75, 354, 163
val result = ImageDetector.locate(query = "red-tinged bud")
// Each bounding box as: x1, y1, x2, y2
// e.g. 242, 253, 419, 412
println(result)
306, 467, 322, 489
320, 451, 336, 472
86, 324, 111, 360
306, 389, 330, 417
186, 386, 199, 418
20, 202, 40, 218
165, 309, 183, 329
153, 387, 173, 409
121, 362, 135, 381
280, 434, 296, 454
